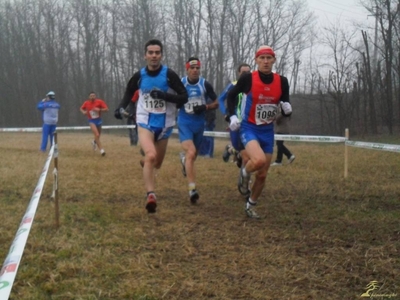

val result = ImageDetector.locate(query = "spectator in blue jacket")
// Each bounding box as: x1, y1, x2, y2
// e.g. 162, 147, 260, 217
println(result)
37, 91, 60, 152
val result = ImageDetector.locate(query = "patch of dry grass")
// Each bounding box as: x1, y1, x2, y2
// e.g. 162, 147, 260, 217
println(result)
1, 132, 400, 299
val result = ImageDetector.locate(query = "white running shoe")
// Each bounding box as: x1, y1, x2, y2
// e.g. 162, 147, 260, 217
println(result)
287, 155, 296, 164
92, 140, 97, 151
271, 162, 283, 166
245, 207, 260, 219
100, 149, 106, 156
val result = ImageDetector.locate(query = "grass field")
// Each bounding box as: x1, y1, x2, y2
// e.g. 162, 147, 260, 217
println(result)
1, 131, 400, 300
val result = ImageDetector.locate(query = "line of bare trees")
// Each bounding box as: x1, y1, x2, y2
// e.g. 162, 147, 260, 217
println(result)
0, 0, 398, 136
296, 0, 400, 136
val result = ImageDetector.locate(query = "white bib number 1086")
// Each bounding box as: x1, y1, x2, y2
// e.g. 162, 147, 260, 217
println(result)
255, 104, 277, 124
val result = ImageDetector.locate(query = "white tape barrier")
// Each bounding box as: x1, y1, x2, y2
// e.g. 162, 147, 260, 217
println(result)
0, 127, 42, 132
2, 127, 399, 152
201, 131, 346, 142
0, 125, 136, 132
58, 125, 136, 130
0, 145, 55, 299
0, 127, 352, 142
274, 134, 346, 143
171, 129, 230, 138
346, 141, 400, 153
194, 131, 399, 152
173, 130, 347, 142
0, 127, 349, 142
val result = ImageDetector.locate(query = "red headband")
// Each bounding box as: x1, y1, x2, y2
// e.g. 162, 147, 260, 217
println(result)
255, 48, 275, 58
186, 60, 201, 70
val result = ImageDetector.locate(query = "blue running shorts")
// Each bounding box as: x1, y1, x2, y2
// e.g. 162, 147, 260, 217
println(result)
138, 123, 173, 141
178, 122, 205, 150
240, 122, 274, 154
89, 118, 102, 126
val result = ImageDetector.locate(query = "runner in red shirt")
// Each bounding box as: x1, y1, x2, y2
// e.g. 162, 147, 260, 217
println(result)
80, 91, 109, 156
227, 46, 292, 219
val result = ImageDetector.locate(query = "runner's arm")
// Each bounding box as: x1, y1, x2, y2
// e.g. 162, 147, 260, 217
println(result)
218, 83, 233, 115
118, 72, 141, 110
227, 73, 251, 119
165, 69, 188, 105
204, 80, 219, 110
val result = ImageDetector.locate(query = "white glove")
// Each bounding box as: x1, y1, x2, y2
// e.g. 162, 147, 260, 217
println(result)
281, 102, 292, 115
229, 115, 241, 131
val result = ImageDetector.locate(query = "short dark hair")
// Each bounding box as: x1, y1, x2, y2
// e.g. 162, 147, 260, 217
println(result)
237, 63, 251, 73
144, 39, 163, 54
89, 91, 96, 95
186, 56, 200, 63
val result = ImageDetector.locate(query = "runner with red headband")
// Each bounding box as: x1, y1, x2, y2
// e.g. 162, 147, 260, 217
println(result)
226, 45, 292, 219
177, 57, 219, 204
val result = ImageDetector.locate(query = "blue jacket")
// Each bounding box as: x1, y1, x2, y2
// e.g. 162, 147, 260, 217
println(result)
37, 99, 60, 125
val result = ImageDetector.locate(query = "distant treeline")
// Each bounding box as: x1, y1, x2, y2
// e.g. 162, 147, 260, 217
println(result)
0, 0, 398, 136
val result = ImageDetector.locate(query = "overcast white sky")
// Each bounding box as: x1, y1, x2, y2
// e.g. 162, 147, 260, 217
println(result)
288, 1, 377, 91
307, 0, 372, 27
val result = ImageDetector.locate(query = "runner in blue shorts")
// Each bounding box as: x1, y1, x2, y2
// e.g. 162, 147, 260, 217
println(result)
178, 57, 218, 204
227, 46, 292, 219
115, 39, 188, 213
218, 63, 251, 167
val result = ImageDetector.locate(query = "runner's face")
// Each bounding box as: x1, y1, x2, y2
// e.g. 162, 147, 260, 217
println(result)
255, 55, 275, 74
238, 66, 251, 76
89, 93, 96, 100
145, 45, 162, 70
187, 65, 200, 81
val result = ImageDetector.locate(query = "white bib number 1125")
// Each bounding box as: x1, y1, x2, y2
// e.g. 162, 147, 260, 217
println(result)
144, 97, 166, 114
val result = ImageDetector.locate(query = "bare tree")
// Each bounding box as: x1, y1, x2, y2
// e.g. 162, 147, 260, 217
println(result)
376, 0, 398, 133
4, 0, 391, 136
166, 0, 203, 76
362, 0, 400, 133
360, 30, 379, 134
319, 21, 359, 134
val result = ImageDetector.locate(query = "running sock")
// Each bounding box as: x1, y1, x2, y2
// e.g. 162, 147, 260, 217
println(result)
188, 183, 196, 191
246, 198, 257, 209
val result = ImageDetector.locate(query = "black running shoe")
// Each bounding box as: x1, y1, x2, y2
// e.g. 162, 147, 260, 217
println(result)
222, 144, 232, 162
189, 189, 199, 204
145, 193, 157, 213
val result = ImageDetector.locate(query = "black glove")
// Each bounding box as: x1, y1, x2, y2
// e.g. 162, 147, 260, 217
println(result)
150, 89, 166, 100
114, 108, 123, 120
193, 104, 207, 114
